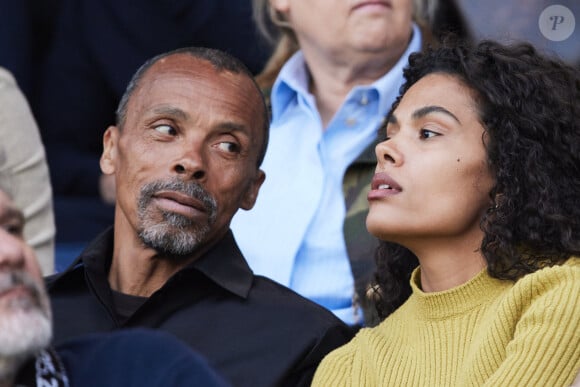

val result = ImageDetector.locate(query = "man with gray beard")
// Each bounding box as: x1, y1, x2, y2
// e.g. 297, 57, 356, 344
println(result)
0, 190, 58, 387
0, 188, 229, 387
46, 46, 353, 387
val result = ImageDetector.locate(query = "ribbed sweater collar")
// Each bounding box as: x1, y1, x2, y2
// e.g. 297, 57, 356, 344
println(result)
408, 266, 509, 320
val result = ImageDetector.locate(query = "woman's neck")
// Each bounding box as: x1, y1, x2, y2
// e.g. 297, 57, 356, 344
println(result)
419, 254, 486, 293
303, 46, 403, 127
406, 234, 487, 293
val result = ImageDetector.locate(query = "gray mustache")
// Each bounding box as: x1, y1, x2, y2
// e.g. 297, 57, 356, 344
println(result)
140, 179, 217, 214
0, 270, 45, 307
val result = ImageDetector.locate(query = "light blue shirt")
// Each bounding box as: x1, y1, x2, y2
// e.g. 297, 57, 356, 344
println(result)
231, 25, 422, 325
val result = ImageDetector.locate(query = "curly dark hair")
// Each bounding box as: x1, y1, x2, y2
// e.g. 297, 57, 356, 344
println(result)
372, 38, 580, 319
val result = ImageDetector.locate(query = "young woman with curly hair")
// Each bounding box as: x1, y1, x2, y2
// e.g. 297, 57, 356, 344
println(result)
312, 39, 580, 386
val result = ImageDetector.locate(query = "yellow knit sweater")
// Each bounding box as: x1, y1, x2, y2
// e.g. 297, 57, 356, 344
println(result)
312, 258, 580, 386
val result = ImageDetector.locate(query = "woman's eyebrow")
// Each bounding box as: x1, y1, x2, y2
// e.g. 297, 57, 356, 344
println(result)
412, 105, 461, 124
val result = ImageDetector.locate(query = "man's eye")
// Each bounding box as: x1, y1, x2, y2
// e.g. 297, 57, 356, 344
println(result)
2, 223, 23, 237
216, 142, 240, 153
420, 129, 440, 139
154, 124, 177, 135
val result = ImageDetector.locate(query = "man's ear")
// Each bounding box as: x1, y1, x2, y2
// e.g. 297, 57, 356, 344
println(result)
100, 126, 119, 175
269, 0, 290, 15
240, 170, 266, 211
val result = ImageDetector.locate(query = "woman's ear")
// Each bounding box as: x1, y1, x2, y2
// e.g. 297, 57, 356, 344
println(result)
494, 193, 505, 207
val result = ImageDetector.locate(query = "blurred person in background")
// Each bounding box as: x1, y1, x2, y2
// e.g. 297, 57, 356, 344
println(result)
231, 0, 440, 327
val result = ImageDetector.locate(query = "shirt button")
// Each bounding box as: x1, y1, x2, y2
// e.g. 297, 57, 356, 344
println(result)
360, 94, 369, 105
346, 118, 357, 126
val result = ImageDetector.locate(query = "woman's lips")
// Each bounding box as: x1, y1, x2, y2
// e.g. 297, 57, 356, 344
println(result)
368, 172, 402, 200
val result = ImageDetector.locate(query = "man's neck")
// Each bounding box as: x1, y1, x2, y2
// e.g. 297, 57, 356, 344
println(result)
107, 226, 223, 297
107, 213, 230, 296
107, 252, 189, 297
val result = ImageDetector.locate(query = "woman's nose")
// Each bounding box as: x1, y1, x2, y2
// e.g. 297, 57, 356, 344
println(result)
375, 138, 403, 167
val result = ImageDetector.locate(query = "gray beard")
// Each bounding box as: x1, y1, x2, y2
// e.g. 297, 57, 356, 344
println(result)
0, 271, 52, 380
137, 179, 217, 258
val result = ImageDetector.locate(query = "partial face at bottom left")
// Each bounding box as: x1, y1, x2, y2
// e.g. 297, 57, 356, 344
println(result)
0, 189, 52, 360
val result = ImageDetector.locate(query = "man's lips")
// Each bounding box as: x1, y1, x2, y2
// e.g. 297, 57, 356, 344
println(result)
0, 285, 34, 304
368, 172, 402, 200
153, 191, 207, 213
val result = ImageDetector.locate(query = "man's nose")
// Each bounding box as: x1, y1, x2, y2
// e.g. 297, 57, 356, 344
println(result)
173, 145, 207, 181
0, 230, 26, 270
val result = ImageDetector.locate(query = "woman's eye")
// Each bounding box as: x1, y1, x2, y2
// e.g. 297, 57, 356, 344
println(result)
216, 142, 240, 153
419, 129, 440, 139
154, 124, 177, 135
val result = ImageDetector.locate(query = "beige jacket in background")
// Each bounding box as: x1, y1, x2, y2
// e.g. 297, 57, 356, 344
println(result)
0, 66, 55, 274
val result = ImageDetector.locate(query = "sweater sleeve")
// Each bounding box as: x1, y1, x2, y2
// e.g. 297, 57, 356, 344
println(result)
311, 343, 356, 387
312, 330, 383, 387
480, 262, 580, 386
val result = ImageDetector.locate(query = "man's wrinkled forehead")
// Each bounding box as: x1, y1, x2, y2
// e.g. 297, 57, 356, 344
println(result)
133, 55, 254, 107
137, 55, 264, 126
145, 53, 235, 82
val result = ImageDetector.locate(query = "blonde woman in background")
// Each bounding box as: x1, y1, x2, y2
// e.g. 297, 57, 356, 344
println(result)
231, 0, 439, 327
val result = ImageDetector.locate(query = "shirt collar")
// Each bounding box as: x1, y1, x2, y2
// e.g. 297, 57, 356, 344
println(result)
51, 228, 254, 300
270, 51, 310, 122
270, 23, 423, 123
189, 230, 253, 298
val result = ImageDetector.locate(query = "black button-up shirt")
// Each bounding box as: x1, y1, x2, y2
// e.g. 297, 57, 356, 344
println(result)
46, 228, 354, 387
